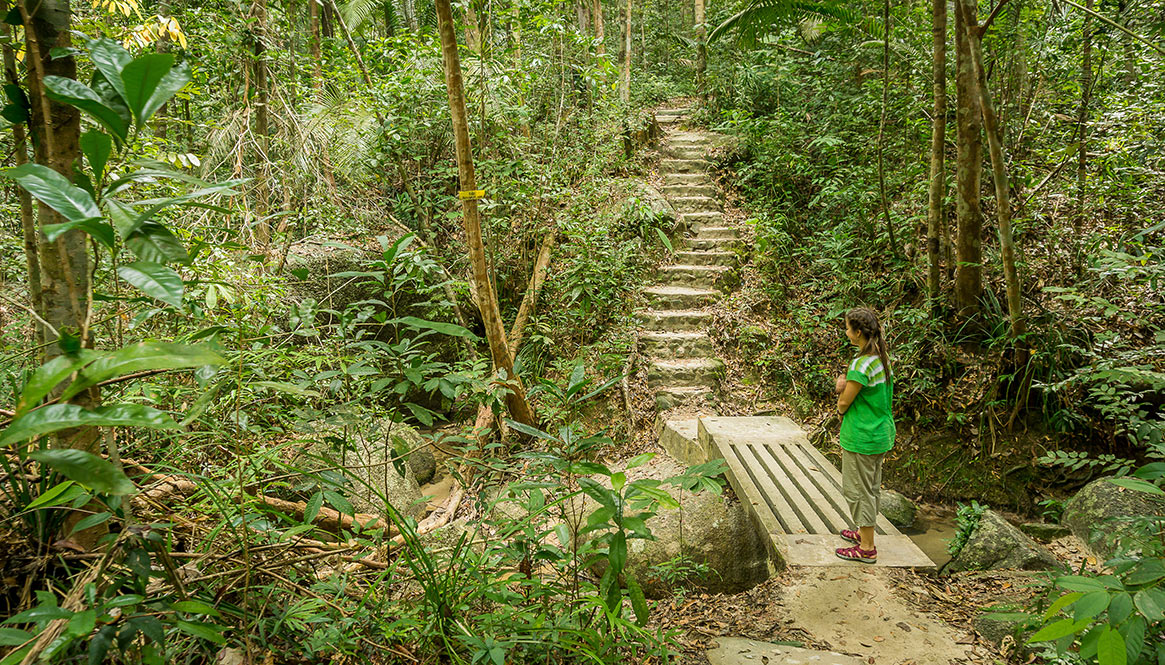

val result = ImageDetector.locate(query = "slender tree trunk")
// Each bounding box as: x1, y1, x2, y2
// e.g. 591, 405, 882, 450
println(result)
434, 0, 536, 426
249, 0, 271, 247
962, 2, 1027, 358
384, 0, 395, 36
2, 17, 41, 342
620, 0, 631, 102
464, 1, 482, 53
509, 230, 557, 355
875, 0, 897, 255
593, 0, 604, 54
694, 0, 706, 92
19, 0, 103, 547
953, 0, 983, 316
927, 0, 947, 302
577, 0, 589, 32
403, 0, 418, 32
1074, 0, 1092, 273
310, 0, 322, 90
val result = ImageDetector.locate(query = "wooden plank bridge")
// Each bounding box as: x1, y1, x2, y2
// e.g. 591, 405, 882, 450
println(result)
660, 416, 935, 569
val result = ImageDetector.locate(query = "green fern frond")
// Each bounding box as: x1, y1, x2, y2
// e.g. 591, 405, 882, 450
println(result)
709, 0, 857, 46
340, 0, 383, 33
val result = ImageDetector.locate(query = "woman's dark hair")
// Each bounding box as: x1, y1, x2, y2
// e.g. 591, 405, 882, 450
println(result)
845, 308, 891, 376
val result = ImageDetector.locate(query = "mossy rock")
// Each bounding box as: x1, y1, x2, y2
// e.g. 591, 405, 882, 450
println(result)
1062, 477, 1165, 558
879, 489, 917, 529
944, 510, 1062, 574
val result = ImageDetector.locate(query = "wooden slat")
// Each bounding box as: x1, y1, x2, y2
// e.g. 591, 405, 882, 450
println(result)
740, 444, 827, 534
781, 443, 863, 534
727, 443, 809, 534
764, 443, 850, 533
774, 534, 936, 569
794, 442, 898, 535
716, 443, 791, 545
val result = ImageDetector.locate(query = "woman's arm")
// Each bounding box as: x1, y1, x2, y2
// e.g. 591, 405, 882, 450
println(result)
837, 380, 862, 415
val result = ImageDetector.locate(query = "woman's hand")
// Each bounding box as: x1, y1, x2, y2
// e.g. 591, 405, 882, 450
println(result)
835, 373, 847, 395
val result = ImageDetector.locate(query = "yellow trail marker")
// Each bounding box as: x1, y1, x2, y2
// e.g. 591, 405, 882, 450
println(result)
458, 190, 486, 200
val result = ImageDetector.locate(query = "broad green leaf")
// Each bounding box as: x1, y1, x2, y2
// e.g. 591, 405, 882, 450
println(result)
252, 381, 320, 397
1108, 592, 1134, 624
1073, 591, 1111, 620
66, 609, 96, 637
567, 364, 586, 393
3, 163, 101, 223
503, 419, 557, 442
16, 352, 98, 415
61, 342, 225, 400
125, 221, 190, 264
29, 449, 134, 495
626, 453, 656, 469
579, 374, 623, 401
1107, 477, 1165, 495
390, 316, 478, 339
1133, 589, 1165, 621
171, 600, 220, 617
117, 262, 184, 308
42, 219, 115, 248
304, 492, 323, 524
1056, 575, 1109, 592
86, 38, 132, 106
404, 402, 435, 426
121, 54, 174, 124
1122, 616, 1145, 664
133, 181, 242, 222
611, 471, 626, 492
1027, 617, 1088, 643
1125, 559, 1165, 586
608, 531, 627, 575
3, 605, 72, 624
626, 573, 649, 626
0, 628, 32, 647
173, 620, 226, 645
1133, 462, 1165, 480
69, 512, 112, 534
140, 60, 190, 124
24, 481, 82, 511
41, 76, 127, 142
80, 130, 113, 184
578, 478, 616, 509
0, 403, 180, 448
1099, 626, 1127, 665
1043, 592, 1083, 620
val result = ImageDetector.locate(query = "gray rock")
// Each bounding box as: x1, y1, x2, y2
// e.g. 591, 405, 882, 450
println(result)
1062, 477, 1165, 558
626, 180, 676, 227
707, 638, 862, 665
294, 416, 426, 520
972, 613, 1032, 656
880, 489, 917, 529
284, 241, 381, 313
409, 449, 437, 486
577, 455, 770, 599
1019, 522, 1072, 543
945, 510, 1062, 574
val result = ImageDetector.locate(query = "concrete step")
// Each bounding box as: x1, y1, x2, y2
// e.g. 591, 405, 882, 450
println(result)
662, 184, 717, 198
668, 132, 705, 143
676, 250, 737, 267
639, 331, 715, 359
655, 386, 714, 410
687, 237, 740, 251
680, 211, 724, 231
698, 226, 740, 240
657, 264, 732, 289
663, 172, 711, 187
660, 158, 711, 174
647, 357, 725, 389
670, 196, 722, 213
667, 146, 708, 160
658, 419, 704, 465
636, 308, 713, 332
643, 285, 719, 309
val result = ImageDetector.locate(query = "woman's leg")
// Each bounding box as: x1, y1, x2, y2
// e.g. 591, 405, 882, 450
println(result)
854, 453, 885, 550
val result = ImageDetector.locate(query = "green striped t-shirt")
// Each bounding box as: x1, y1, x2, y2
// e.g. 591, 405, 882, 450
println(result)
840, 354, 895, 455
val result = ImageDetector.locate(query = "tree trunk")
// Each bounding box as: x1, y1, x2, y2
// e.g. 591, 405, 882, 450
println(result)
384, 0, 394, 36
875, 0, 897, 255
19, 0, 103, 547
962, 2, 1027, 357
953, 0, 983, 316
694, 0, 706, 91
402, 0, 418, 32
926, 0, 947, 302
2, 17, 41, 343
509, 230, 557, 356
620, 0, 631, 102
1074, 0, 1092, 273
577, 0, 589, 32
593, 0, 604, 54
464, 1, 482, 53
250, 0, 271, 247
434, 0, 536, 426
310, 0, 322, 91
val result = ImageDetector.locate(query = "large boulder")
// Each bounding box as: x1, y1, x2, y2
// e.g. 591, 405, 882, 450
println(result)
625, 181, 676, 228
879, 489, 917, 529
283, 241, 382, 314
945, 510, 1061, 574
578, 455, 770, 599
293, 416, 427, 519
1062, 477, 1165, 558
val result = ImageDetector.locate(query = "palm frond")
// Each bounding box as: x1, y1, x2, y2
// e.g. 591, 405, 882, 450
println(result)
708, 0, 856, 46
340, 0, 383, 33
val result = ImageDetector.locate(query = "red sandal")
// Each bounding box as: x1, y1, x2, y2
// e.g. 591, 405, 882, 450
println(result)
840, 529, 860, 544
835, 544, 877, 563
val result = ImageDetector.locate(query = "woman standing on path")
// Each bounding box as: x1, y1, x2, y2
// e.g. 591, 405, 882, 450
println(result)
833, 308, 896, 563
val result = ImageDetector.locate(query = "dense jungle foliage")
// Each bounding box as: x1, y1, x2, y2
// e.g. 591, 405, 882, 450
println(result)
0, 0, 1162, 662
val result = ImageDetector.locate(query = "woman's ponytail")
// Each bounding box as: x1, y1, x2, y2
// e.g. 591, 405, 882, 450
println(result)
846, 308, 891, 377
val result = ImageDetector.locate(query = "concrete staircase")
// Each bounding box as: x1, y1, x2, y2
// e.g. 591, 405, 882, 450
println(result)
639, 108, 740, 411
